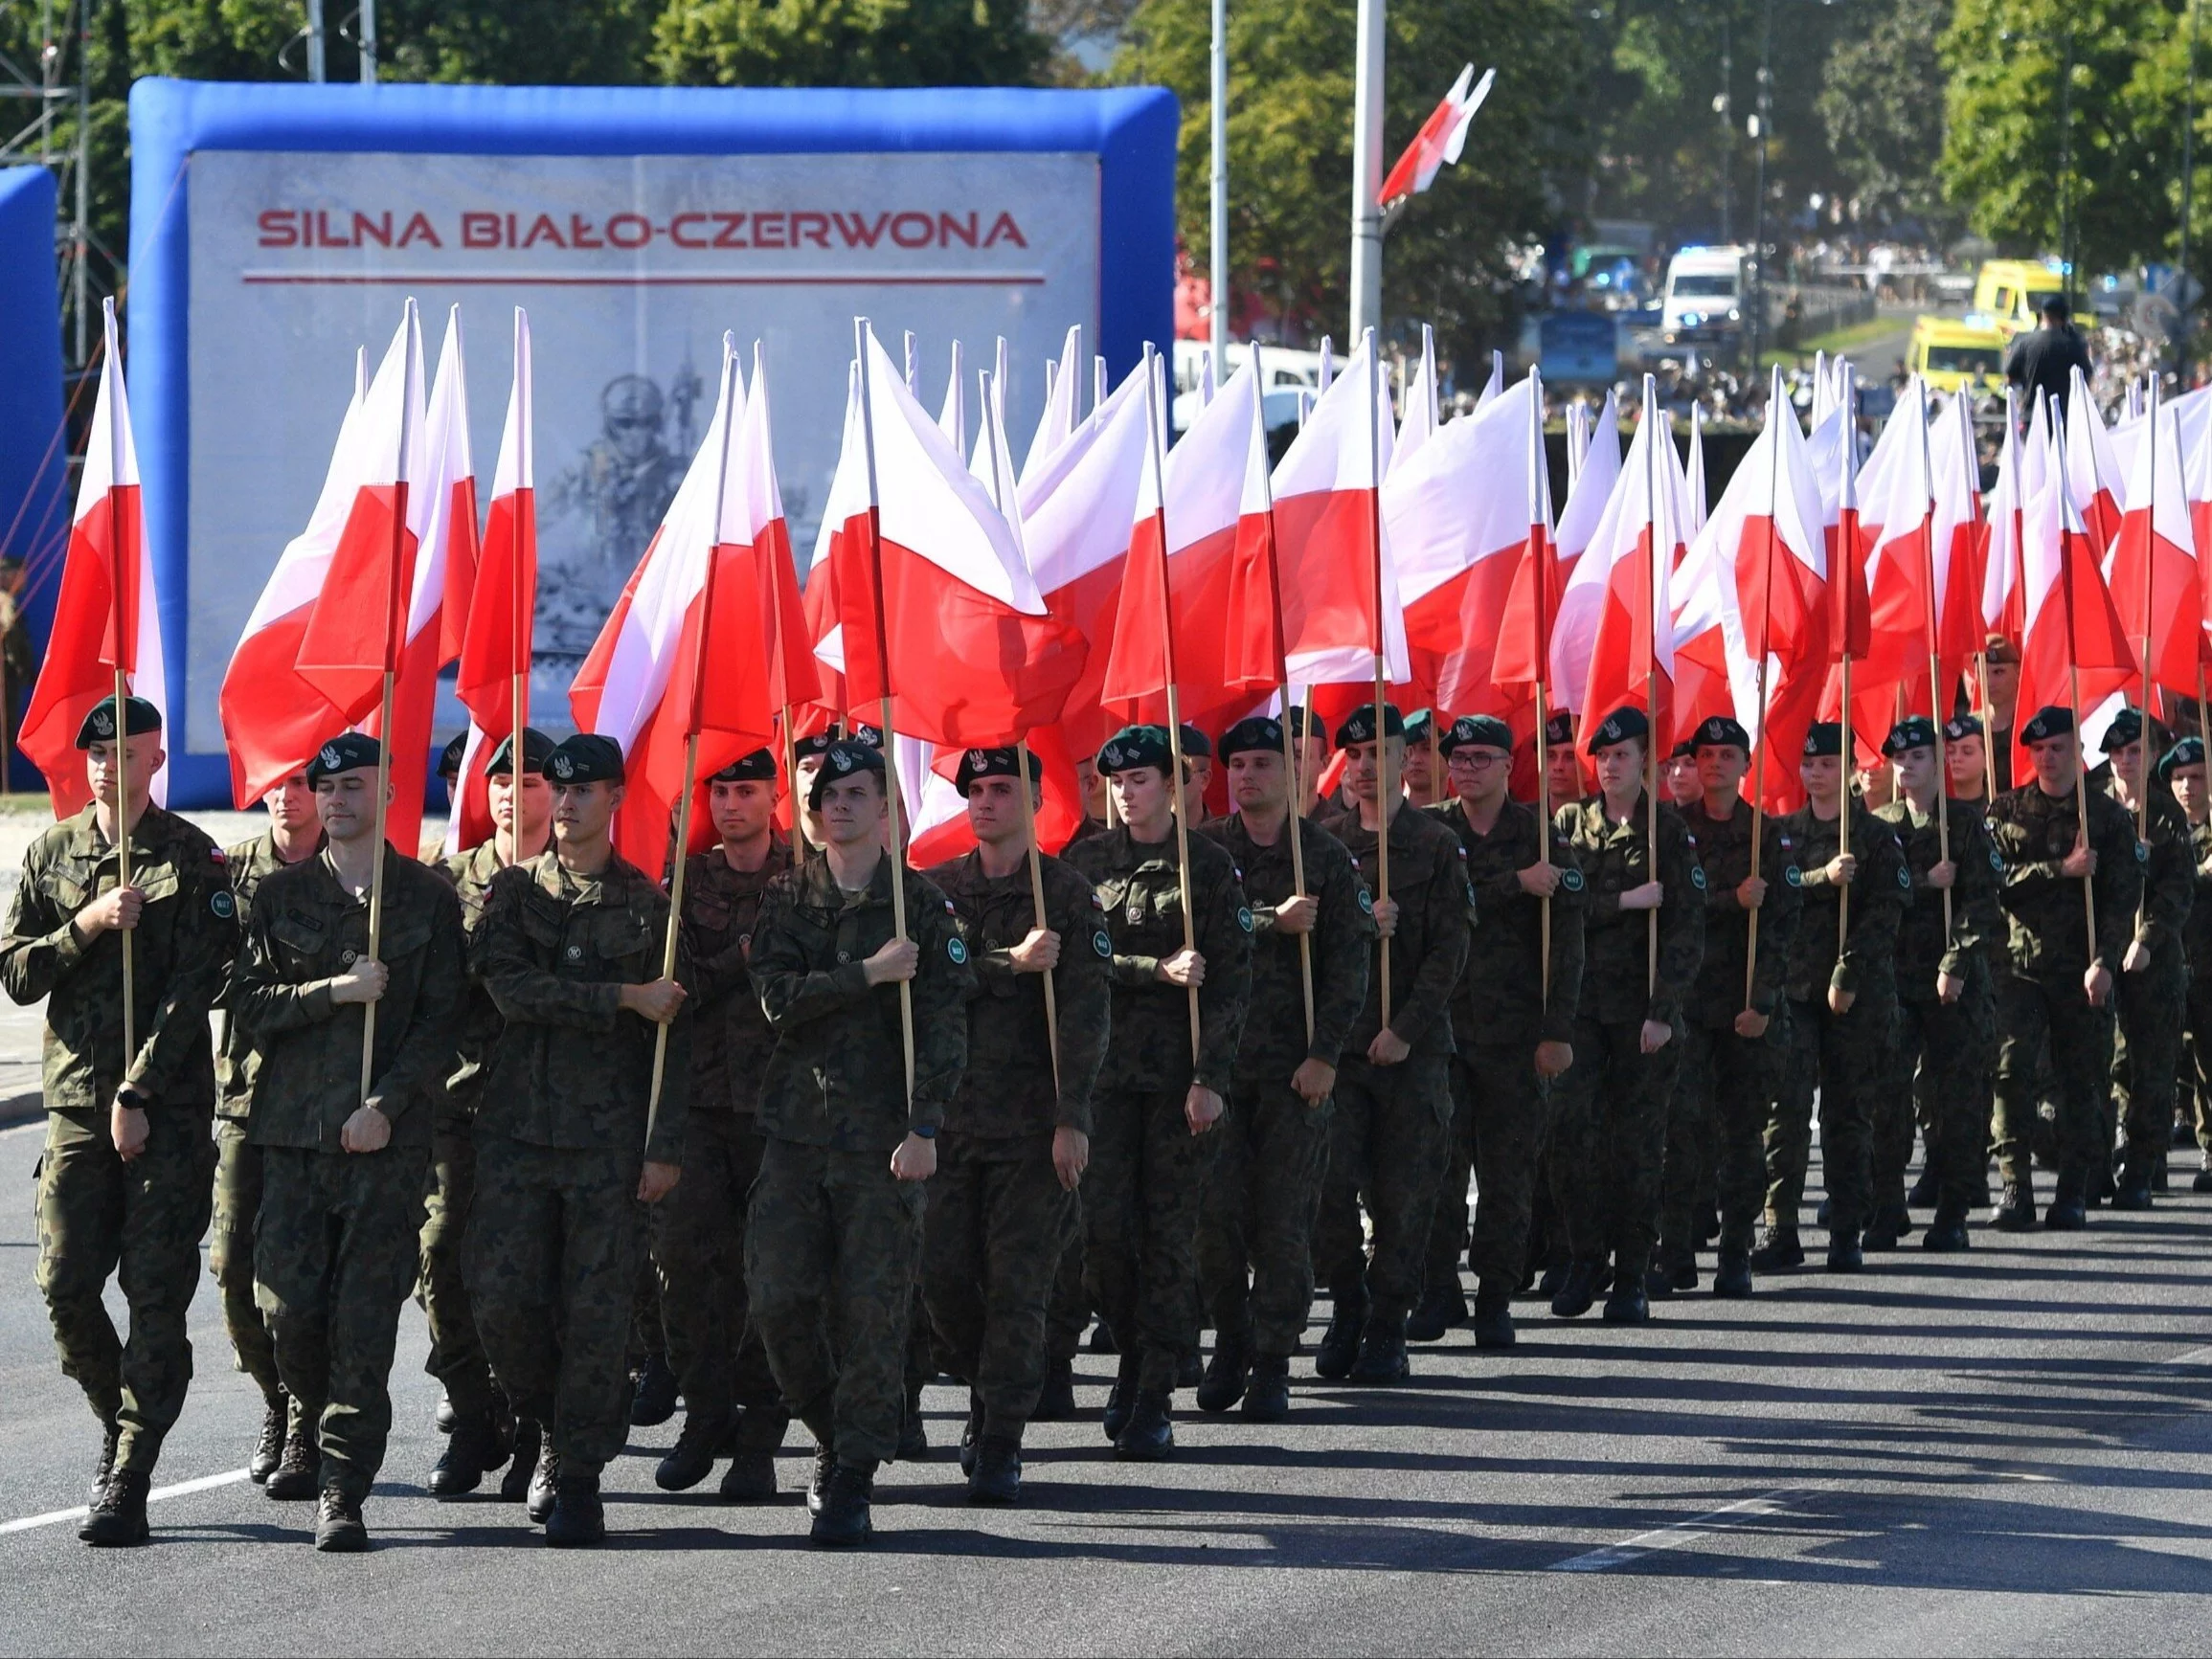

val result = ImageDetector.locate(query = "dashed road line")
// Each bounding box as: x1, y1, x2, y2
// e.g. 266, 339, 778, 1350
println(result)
1550, 1490, 1796, 1573
0, 1468, 250, 1536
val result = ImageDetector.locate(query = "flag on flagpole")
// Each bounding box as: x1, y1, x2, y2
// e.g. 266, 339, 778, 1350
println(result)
2014, 421, 2135, 781
1377, 64, 1495, 207
2109, 379, 2203, 702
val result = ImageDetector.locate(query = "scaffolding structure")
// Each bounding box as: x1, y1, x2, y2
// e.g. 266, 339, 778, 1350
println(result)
0, 0, 94, 368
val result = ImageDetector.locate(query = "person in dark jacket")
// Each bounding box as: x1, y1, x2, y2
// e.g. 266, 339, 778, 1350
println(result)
2002, 296, 2093, 423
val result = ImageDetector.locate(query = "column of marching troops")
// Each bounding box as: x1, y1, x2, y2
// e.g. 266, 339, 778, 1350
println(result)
16, 628, 2211, 1553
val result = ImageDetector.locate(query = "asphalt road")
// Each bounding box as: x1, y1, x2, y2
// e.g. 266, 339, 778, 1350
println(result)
2, 1111, 2208, 1656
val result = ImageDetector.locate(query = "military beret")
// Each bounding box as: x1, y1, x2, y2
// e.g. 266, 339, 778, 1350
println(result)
1404, 709, 1434, 745
1334, 703, 1405, 749
1984, 633, 2020, 666
1883, 716, 1938, 757
1178, 723, 1212, 760
1544, 709, 1577, 748
2158, 736, 2205, 782
1801, 722, 1844, 759
793, 726, 843, 760
305, 731, 381, 784
1284, 706, 1323, 741
1691, 715, 1750, 751
806, 739, 885, 807
1944, 714, 1984, 744
2020, 705, 2075, 745
1439, 713, 1514, 756
2100, 706, 2147, 752
1096, 725, 1175, 777
711, 747, 778, 784
1218, 716, 1286, 763
847, 722, 885, 751
486, 727, 555, 776
545, 733, 625, 786
75, 694, 161, 748
953, 746, 1033, 792
436, 730, 468, 777
1669, 738, 1697, 761
1587, 706, 1649, 754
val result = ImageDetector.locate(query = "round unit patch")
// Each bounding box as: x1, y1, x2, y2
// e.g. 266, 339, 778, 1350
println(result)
947, 936, 968, 964
210, 890, 236, 919
1560, 867, 1585, 893
1689, 865, 1708, 890
1093, 930, 1113, 958
1785, 865, 1804, 887
1237, 907, 1254, 932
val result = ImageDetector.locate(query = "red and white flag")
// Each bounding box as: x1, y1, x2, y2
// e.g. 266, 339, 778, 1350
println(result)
2108, 378, 2202, 704
1392, 325, 1440, 470
1020, 325, 1084, 486
1544, 392, 1622, 706
1377, 64, 1495, 206
2065, 367, 2123, 555
2015, 419, 2135, 779
1573, 380, 1685, 748
1982, 388, 2030, 644
20, 299, 168, 815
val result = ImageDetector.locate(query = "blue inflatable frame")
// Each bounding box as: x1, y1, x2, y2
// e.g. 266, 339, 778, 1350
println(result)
128, 77, 1180, 807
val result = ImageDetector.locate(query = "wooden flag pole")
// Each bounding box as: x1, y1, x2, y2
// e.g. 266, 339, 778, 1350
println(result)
98, 307, 135, 1062
1141, 348, 1203, 1064
1839, 650, 1854, 952
1914, 387, 1953, 940
510, 305, 532, 790
1276, 710, 1317, 1044
1363, 329, 1393, 1025
1744, 372, 1788, 1011
1643, 387, 1661, 997
1529, 370, 1554, 1009
2061, 502, 2098, 953
1976, 651, 1998, 801
780, 706, 803, 861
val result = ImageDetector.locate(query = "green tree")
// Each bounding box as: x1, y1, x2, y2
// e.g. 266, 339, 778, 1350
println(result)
654, 0, 1049, 88
1819, 0, 1952, 229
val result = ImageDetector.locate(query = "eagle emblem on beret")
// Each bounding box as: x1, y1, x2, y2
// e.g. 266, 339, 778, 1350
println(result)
319, 744, 342, 769
551, 754, 574, 780
93, 709, 114, 736
832, 750, 854, 773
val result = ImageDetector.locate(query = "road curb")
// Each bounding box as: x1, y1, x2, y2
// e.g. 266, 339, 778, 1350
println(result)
0, 1091, 43, 1130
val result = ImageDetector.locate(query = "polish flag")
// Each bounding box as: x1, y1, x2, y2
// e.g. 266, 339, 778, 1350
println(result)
1982, 388, 2031, 645
221, 303, 426, 807
2108, 378, 2202, 702
1392, 325, 1440, 470
19, 299, 168, 815
2065, 367, 2122, 555
1574, 380, 1685, 749
1377, 64, 1494, 206
1544, 391, 1622, 707
2014, 423, 2136, 782
937, 340, 967, 455
1858, 378, 1941, 712
2192, 381, 2212, 652
802, 363, 865, 727
1021, 325, 1084, 486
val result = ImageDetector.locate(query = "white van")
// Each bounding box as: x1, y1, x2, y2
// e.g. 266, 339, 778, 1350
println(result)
1661, 245, 1751, 346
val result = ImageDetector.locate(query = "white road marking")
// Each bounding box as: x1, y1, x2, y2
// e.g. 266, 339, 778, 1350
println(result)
0, 1468, 250, 1536
1550, 1491, 1795, 1573
2162, 1343, 2212, 1368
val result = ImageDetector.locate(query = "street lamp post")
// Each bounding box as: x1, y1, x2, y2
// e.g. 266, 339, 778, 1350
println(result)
2180, 0, 2202, 370
1347, 0, 1385, 341
1745, 0, 1775, 372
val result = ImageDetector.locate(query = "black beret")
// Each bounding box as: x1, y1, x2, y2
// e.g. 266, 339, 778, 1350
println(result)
1691, 715, 1749, 751
793, 726, 843, 760
1285, 706, 1323, 741
847, 722, 885, 751
711, 748, 778, 784
1097, 725, 1174, 776
2020, 706, 2075, 745
1334, 703, 1405, 749
1439, 713, 1514, 756
1801, 721, 1843, 759
954, 746, 1033, 791
1588, 706, 1649, 754
1544, 709, 1576, 748
1217, 716, 1286, 763
437, 731, 468, 776
1404, 709, 1434, 744
1883, 716, 1937, 757
545, 733, 625, 786
1943, 714, 1984, 744
2100, 706, 2146, 752
2158, 736, 2205, 782
75, 694, 160, 748
807, 739, 886, 807
306, 731, 381, 785
1178, 723, 1212, 760
486, 727, 555, 776
1669, 738, 1697, 761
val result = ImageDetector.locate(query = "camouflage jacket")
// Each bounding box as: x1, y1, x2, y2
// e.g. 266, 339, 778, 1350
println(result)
1063, 821, 1253, 1095
1985, 780, 2142, 981
214, 828, 323, 1121
432, 838, 517, 1121
682, 841, 793, 1115
0, 804, 233, 1115
927, 849, 1109, 1137
476, 849, 690, 1165
235, 846, 466, 1151
1876, 796, 2001, 1002
1334, 803, 1477, 1056
1204, 813, 1372, 1074
1782, 801, 1908, 1001
1555, 792, 1704, 1027
751, 851, 973, 1150
1428, 796, 1582, 1046
1680, 796, 1801, 1027
2187, 818, 2212, 977
2102, 778, 2194, 963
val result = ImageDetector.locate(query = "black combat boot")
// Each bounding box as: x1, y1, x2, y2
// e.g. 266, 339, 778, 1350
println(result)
1749, 1225, 1805, 1270
806, 1439, 836, 1519
79, 1469, 149, 1547
1471, 1287, 1516, 1349
1314, 1282, 1367, 1379
1102, 1352, 1141, 1441
1196, 1335, 1251, 1413
628, 1351, 679, 1428
526, 1442, 562, 1524
654, 1407, 733, 1492
544, 1471, 605, 1547
1349, 1313, 1411, 1384
1242, 1356, 1291, 1422
1991, 1180, 2038, 1231
1086, 1320, 1118, 1355
1534, 1261, 1567, 1301
89, 1415, 119, 1505
1907, 1166, 1940, 1208
430, 1407, 508, 1496
719, 1404, 785, 1503
1694, 1205, 1720, 1246
2043, 1169, 2088, 1231
2110, 1149, 2156, 1212
967, 1435, 1023, 1507
1921, 1201, 1970, 1251
1114, 1389, 1174, 1461
435, 1390, 458, 1434
958, 1394, 985, 1477
250, 1394, 287, 1484
1862, 1206, 1902, 1251
314, 1485, 369, 1553
1031, 1356, 1077, 1423
1176, 1350, 1203, 1388
1601, 1273, 1649, 1324
265, 1425, 319, 1501
2195, 1162, 2212, 1194
810, 1460, 876, 1548
1825, 1229, 1863, 1272
896, 1379, 929, 1461
498, 1418, 541, 1502
1406, 1281, 1468, 1341
1549, 1261, 1598, 1318
1711, 1250, 1753, 1298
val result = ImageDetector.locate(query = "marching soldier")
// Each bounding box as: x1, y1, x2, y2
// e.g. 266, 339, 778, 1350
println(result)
1979, 637, 2020, 792
2159, 737, 2212, 1192
3, 696, 232, 1547
1312, 704, 1473, 1381
1179, 723, 1215, 822
923, 746, 1110, 1502
1542, 708, 1584, 816
1663, 738, 1701, 809
1946, 714, 1994, 808
1195, 716, 1370, 1416
469, 734, 689, 1547
1546, 706, 1703, 1323
1983, 706, 2140, 1230
1400, 709, 1438, 807
235, 733, 466, 1552
747, 739, 972, 1546
1064, 725, 1252, 1457
1417, 714, 1581, 1348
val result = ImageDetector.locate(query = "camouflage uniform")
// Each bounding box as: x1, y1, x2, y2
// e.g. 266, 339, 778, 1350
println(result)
1196, 815, 1371, 1359
1670, 798, 1799, 1263
1547, 792, 1704, 1284
4, 805, 231, 1472
2105, 778, 2193, 1186
1420, 797, 1583, 1297
212, 830, 318, 1413
649, 841, 793, 1444
921, 849, 1109, 1438
467, 851, 690, 1477
1985, 780, 2140, 1193
747, 855, 972, 1465
2185, 818, 2212, 1164
1312, 805, 1475, 1322
237, 849, 465, 1499
1062, 824, 1253, 1395
1875, 796, 1999, 1219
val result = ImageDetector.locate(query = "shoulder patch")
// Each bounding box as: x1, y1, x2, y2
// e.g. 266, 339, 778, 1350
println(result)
210, 889, 236, 919
1357, 889, 1374, 914
947, 935, 968, 965
1236, 906, 1254, 933
1778, 834, 1794, 849
2135, 841, 2151, 864
1896, 864, 1911, 889
207, 846, 228, 864
1689, 864, 1708, 890
1560, 866, 1585, 893
1785, 865, 1804, 888
1094, 929, 1113, 958
1989, 846, 2004, 873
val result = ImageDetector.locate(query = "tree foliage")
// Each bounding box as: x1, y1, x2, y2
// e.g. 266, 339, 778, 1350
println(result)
655, 0, 1048, 87
1820, 0, 1952, 229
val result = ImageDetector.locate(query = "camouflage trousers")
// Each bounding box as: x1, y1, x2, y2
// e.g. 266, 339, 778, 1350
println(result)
1768, 988, 1896, 1235
466, 1132, 649, 1475
210, 1118, 282, 1406
747, 1137, 923, 1468
1548, 1017, 1679, 1282
1991, 970, 2113, 1187
920, 1131, 1071, 1440
1085, 1086, 1223, 1395
1313, 1052, 1452, 1323
1666, 1020, 1781, 1260
1044, 1194, 1090, 1361
256, 1142, 429, 1500
1197, 1073, 1332, 1359
2188, 975, 2212, 1158
36, 1104, 214, 1475
2112, 943, 2187, 1165
1423, 1042, 1547, 1296
1890, 987, 1994, 1216
652, 1110, 782, 1430
418, 1108, 500, 1419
